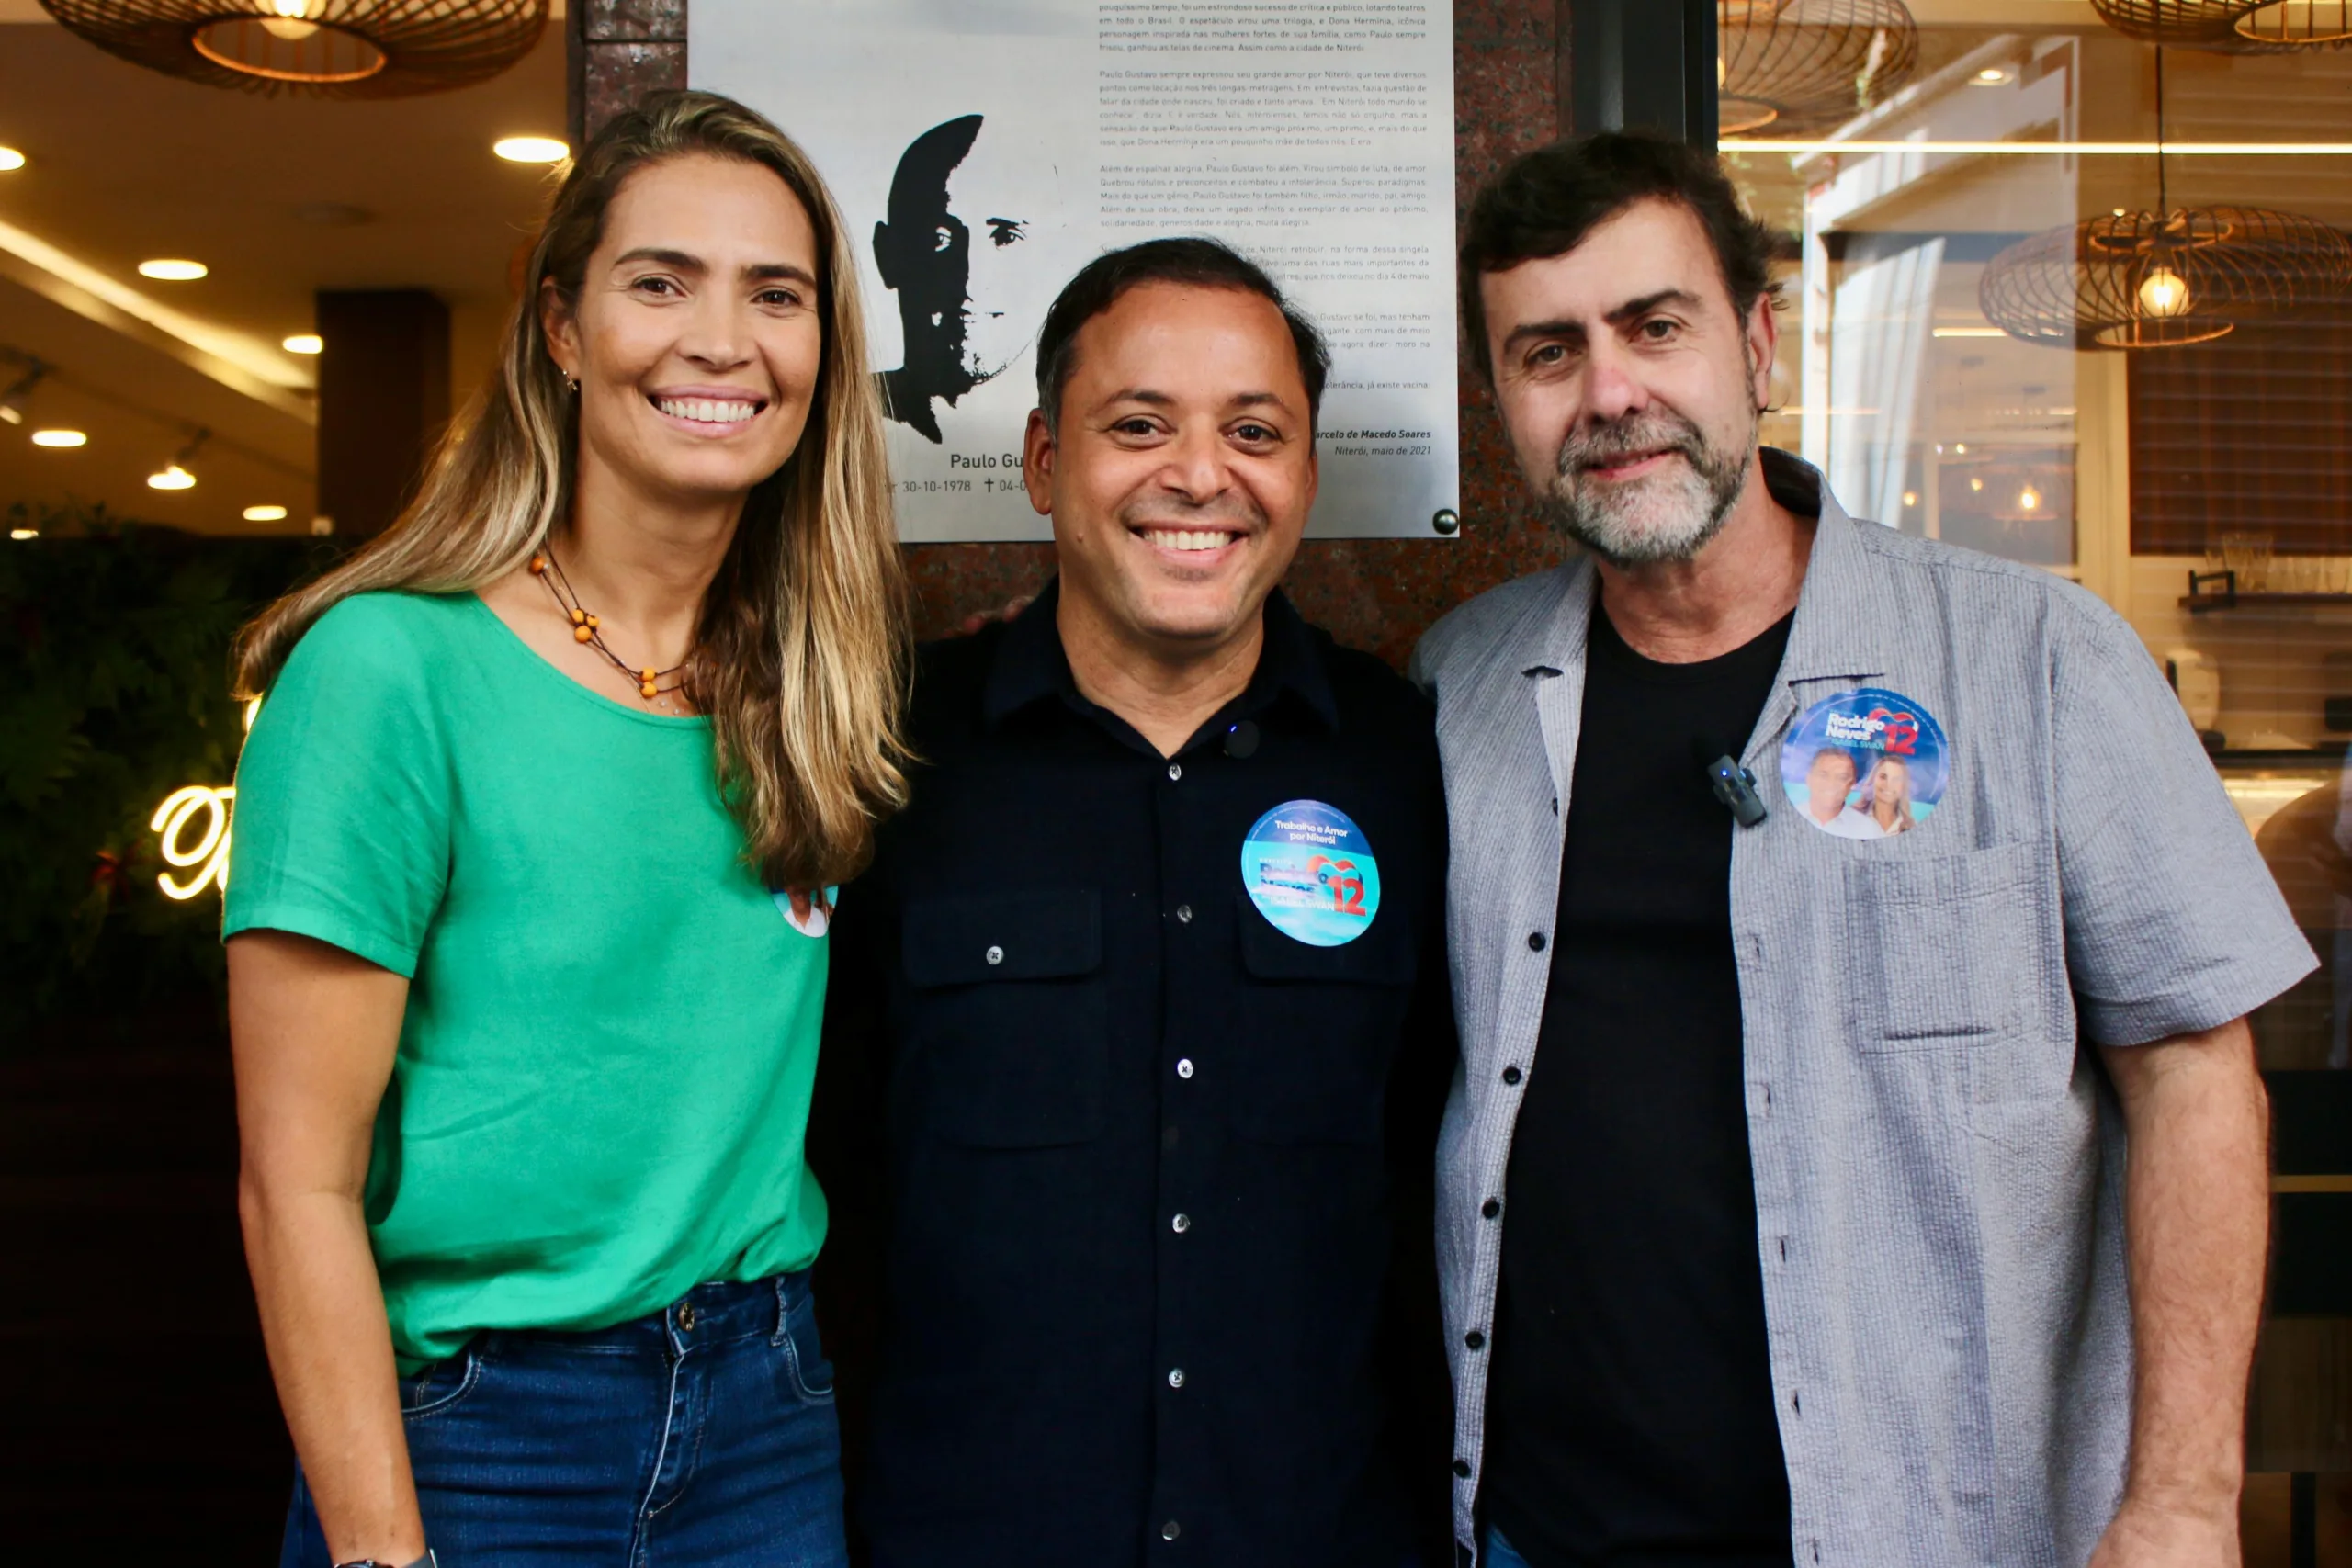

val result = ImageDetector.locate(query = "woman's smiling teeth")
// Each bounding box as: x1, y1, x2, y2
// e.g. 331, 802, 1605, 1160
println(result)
1139, 527, 1236, 553
652, 396, 761, 424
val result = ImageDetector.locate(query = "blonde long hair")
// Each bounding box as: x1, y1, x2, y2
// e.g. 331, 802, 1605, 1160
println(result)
235, 90, 910, 889
1868, 755, 1916, 834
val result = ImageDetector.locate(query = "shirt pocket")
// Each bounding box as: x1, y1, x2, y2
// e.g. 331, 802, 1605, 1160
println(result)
1842, 842, 2035, 1051
904, 888, 1106, 1148
1228, 895, 1418, 1144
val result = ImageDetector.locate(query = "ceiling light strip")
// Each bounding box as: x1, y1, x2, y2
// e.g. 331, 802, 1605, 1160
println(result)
0, 343, 313, 483
0, 217, 315, 423
1726, 138, 2352, 155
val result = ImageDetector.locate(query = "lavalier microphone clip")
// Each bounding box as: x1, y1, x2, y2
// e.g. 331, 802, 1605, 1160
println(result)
1704, 753, 1770, 828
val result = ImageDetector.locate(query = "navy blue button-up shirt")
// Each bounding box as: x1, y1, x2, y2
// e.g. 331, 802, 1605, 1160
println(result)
820, 584, 1453, 1568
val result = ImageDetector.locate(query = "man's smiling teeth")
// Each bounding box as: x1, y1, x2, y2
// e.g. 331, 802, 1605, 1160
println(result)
654, 397, 758, 423
1139, 528, 1233, 553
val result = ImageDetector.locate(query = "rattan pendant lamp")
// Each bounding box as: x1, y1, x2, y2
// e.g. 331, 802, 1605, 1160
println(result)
1718, 0, 1921, 136
39, 0, 549, 97
2090, 0, 2351, 49
1977, 40, 2352, 349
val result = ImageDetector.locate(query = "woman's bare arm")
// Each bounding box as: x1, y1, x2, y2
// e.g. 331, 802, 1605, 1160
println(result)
230, 929, 427, 1565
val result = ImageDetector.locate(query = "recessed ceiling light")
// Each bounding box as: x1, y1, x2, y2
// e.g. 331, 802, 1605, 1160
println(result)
243, 503, 289, 522
0, 363, 34, 423
31, 428, 86, 447
0, 147, 24, 172
494, 135, 569, 164
282, 333, 323, 355
138, 259, 208, 281
1970, 476, 1985, 492
8, 529, 36, 541
148, 464, 196, 491
1973, 66, 2012, 85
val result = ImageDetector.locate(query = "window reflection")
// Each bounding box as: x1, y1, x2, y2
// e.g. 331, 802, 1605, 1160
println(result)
1724, 3, 2352, 1490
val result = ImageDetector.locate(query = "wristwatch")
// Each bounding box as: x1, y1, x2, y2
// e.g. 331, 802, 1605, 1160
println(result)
333, 1553, 435, 1568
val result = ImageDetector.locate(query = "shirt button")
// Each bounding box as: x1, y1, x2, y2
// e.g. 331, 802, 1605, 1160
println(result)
1161, 1520, 1182, 1541
1481, 1199, 1501, 1219
1526, 931, 1546, 952
985, 944, 1004, 966
1167, 762, 1182, 781
1177, 1058, 1194, 1079
1453, 1459, 1473, 1478
1464, 1330, 1486, 1350
1171, 1213, 1192, 1233
1168, 1367, 1186, 1388
1175, 904, 1193, 923
1500, 1065, 1522, 1086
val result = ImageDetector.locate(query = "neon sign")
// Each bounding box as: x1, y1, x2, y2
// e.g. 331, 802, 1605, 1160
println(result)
147, 698, 256, 902
151, 784, 234, 899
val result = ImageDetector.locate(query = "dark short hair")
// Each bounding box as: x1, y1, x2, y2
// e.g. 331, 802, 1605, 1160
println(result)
1459, 131, 1778, 382
1035, 237, 1329, 433
886, 115, 980, 226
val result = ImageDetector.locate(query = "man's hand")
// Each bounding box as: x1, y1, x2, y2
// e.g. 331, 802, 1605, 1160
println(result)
2086, 1493, 2242, 1568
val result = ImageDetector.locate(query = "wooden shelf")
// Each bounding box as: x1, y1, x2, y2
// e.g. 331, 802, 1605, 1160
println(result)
2212, 747, 2347, 764
2181, 592, 2352, 615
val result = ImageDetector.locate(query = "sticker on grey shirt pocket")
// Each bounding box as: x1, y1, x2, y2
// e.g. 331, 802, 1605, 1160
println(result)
1781, 687, 1949, 840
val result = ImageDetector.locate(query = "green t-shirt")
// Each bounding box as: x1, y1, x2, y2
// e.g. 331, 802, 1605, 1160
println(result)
224, 591, 829, 1371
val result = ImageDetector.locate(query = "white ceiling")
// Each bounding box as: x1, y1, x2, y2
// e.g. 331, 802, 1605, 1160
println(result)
0, 10, 564, 535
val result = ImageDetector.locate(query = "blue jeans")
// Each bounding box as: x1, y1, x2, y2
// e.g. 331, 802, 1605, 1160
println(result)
279, 1272, 846, 1568
1482, 1528, 1533, 1568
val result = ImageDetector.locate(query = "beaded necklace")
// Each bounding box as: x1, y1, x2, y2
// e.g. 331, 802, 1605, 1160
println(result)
529, 546, 693, 707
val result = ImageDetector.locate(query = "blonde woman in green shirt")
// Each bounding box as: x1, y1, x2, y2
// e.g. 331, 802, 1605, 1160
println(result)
225, 91, 907, 1568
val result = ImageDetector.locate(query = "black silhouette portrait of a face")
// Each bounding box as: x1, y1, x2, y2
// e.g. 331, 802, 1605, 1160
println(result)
873, 114, 1033, 443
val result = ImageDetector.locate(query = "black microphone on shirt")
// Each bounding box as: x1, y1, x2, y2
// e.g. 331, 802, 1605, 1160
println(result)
1695, 738, 1770, 828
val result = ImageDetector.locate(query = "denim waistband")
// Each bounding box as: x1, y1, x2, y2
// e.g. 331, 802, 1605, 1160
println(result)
473, 1269, 811, 1359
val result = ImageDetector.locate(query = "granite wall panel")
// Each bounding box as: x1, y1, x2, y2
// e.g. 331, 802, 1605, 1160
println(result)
581, 0, 688, 40
571, 0, 1570, 665
570, 0, 687, 145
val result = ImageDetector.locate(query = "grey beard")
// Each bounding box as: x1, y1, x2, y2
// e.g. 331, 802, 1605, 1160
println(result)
1542, 409, 1755, 568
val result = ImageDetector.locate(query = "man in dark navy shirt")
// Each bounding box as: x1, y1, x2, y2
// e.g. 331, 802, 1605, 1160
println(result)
818, 239, 1453, 1567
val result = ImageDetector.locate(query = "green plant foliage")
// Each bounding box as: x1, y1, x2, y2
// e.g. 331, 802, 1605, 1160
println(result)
0, 500, 337, 1038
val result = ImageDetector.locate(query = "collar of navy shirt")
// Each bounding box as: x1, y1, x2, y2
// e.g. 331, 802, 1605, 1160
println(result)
1521, 447, 1893, 792
980, 576, 1342, 754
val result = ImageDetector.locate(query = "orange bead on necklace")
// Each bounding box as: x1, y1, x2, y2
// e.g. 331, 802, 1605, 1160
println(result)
529, 547, 693, 705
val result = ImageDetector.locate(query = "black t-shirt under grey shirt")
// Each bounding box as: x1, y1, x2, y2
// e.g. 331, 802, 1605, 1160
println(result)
1484, 599, 1796, 1568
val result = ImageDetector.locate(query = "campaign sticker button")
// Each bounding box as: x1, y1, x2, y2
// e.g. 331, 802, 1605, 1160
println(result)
1780, 687, 1949, 839
775, 886, 841, 938
1240, 799, 1381, 946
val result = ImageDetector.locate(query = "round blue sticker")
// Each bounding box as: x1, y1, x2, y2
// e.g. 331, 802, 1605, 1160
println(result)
774, 885, 841, 938
1779, 687, 1950, 839
1240, 799, 1382, 946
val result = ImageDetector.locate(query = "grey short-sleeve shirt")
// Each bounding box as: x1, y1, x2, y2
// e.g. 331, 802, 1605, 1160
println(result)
1411, 451, 2313, 1568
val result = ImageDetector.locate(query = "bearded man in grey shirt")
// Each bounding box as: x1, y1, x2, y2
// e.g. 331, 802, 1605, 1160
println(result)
1412, 132, 2313, 1568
